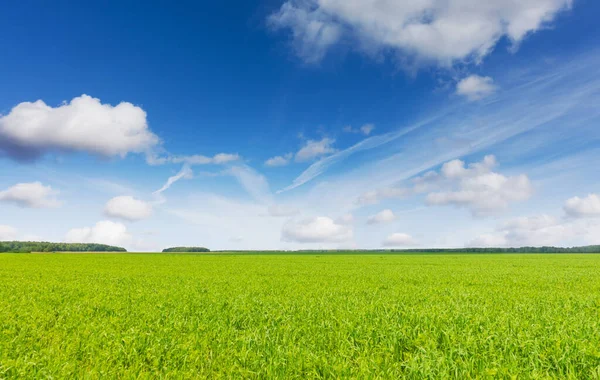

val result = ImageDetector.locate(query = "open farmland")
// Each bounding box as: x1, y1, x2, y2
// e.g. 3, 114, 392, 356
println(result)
1, 253, 600, 378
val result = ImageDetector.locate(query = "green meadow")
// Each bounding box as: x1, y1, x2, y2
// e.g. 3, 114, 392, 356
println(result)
1, 253, 599, 378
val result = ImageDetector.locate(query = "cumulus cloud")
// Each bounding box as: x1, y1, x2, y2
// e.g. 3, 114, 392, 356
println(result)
281, 216, 353, 243
104, 196, 153, 222
0, 95, 159, 161
0, 182, 61, 208
265, 153, 293, 167
468, 190, 600, 247
0, 225, 18, 241
65, 220, 132, 247
382, 233, 416, 247
295, 138, 337, 162
356, 155, 531, 215
441, 155, 497, 178
456, 75, 497, 101
564, 194, 600, 218
425, 156, 533, 216
268, 2, 342, 63
343, 123, 375, 135
367, 209, 396, 225
267, 138, 338, 167
269, 0, 572, 66
467, 214, 575, 247
0, 225, 41, 242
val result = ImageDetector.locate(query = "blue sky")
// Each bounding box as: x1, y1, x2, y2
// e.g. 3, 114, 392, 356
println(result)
1, 0, 600, 250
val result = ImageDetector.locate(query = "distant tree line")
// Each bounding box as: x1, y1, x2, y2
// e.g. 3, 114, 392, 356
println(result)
0, 241, 127, 253
385, 246, 600, 253
162, 247, 210, 253
214, 245, 600, 254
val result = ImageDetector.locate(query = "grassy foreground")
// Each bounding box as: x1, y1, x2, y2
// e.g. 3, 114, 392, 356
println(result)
1, 254, 599, 378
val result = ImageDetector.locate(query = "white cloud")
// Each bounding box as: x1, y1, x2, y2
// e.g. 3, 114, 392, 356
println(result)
280, 52, 600, 203
564, 194, 600, 218
0, 225, 42, 242
360, 124, 375, 135
367, 209, 396, 224
147, 152, 240, 166
356, 156, 531, 215
269, 0, 572, 66
343, 123, 376, 135
267, 138, 338, 168
426, 174, 533, 215
411, 171, 441, 193
425, 156, 533, 216
268, 204, 300, 217
228, 165, 273, 204
466, 212, 600, 248
295, 138, 337, 162
174, 153, 240, 165
265, 153, 293, 167
441, 155, 497, 178
65, 220, 132, 247
213, 153, 240, 164
153, 164, 194, 198
0, 95, 159, 161
279, 119, 429, 193
0, 182, 61, 208
467, 214, 575, 247
281, 216, 353, 243
104, 196, 153, 222
0, 225, 18, 241
268, 2, 342, 63
456, 75, 497, 101
382, 233, 416, 247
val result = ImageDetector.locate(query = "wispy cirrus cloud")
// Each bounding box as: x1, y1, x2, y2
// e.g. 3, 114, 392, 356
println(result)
279, 51, 600, 198
152, 164, 194, 202
147, 152, 240, 166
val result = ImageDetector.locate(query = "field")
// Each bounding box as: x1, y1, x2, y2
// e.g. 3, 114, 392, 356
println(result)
1, 253, 600, 378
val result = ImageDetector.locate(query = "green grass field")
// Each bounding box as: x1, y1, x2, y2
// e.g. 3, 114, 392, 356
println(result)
1, 253, 599, 378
